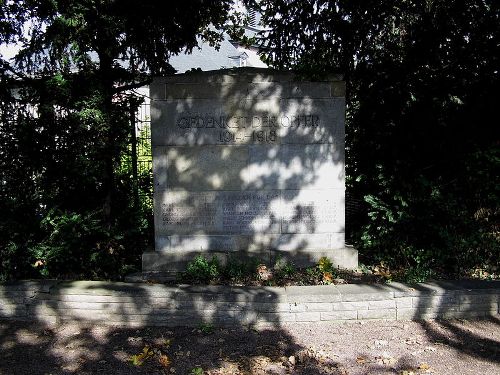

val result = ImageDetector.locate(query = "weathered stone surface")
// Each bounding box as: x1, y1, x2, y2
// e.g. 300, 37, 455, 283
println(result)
331, 301, 368, 311
281, 189, 345, 233
358, 309, 396, 320
1, 280, 499, 326
245, 143, 344, 190
368, 300, 396, 309
320, 310, 358, 320
295, 312, 321, 321
154, 190, 345, 237
148, 69, 355, 271
153, 146, 249, 191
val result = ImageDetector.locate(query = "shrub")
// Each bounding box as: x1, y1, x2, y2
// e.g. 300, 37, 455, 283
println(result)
183, 255, 220, 283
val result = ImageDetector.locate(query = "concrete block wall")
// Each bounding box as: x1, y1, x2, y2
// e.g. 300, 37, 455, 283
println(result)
0, 280, 498, 327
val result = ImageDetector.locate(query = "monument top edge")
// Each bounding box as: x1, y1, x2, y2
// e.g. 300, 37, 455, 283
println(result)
152, 68, 344, 83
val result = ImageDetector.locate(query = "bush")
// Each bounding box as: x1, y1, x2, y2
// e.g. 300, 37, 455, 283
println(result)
356, 147, 499, 277
183, 255, 221, 283
27, 209, 140, 279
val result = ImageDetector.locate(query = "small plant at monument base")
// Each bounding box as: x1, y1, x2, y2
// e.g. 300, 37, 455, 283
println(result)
190, 367, 204, 375
197, 322, 215, 334
273, 258, 296, 282
317, 256, 338, 284
183, 255, 220, 283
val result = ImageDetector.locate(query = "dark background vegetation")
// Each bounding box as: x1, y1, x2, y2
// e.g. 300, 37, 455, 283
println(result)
1, 0, 498, 281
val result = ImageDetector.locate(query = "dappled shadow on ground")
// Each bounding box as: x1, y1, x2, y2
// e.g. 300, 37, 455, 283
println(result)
1, 281, 499, 374
1, 319, 500, 375
0, 321, 344, 375
418, 317, 500, 364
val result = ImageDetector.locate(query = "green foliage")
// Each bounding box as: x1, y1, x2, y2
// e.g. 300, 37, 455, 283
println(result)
0, 1, 238, 281
398, 265, 435, 285
197, 322, 215, 335
222, 257, 260, 281
184, 255, 221, 284
317, 257, 333, 273
27, 209, 140, 279
274, 261, 296, 280
190, 367, 204, 375
256, 0, 500, 275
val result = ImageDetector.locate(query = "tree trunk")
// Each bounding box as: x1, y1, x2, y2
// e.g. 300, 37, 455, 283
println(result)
98, 52, 115, 228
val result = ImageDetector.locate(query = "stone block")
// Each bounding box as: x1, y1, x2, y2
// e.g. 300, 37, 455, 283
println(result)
320, 310, 358, 320
395, 297, 412, 309
258, 312, 296, 322
358, 309, 396, 320
459, 302, 498, 312
295, 312, 321, 321
459, 294, 498, 304
290, 303, 332, 312
331, 301, 368, 311
286, 285, 341, 303
245, 143, 344, 190
412, 295, 458, 308
368, 300, 396, 310
304, 303, 333, 312
252, 302, 290, 312
396, 308, 439, 320
337, 284, 394, 302
153, 145, 249, 191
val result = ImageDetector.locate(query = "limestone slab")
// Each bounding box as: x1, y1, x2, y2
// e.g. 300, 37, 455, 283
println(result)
245, 144, 344, 190
148, 70, 355, 271
155, 233, 345, 252
151, 98, 343, 146
154, 190, 281, 235
153, 145, 249, 191
281, 189, 345, 233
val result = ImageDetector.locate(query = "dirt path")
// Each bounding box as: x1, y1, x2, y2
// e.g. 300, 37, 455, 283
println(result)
1, 318, 499, 374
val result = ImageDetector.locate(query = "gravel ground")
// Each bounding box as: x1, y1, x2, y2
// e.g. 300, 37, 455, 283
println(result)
1, 318, 499, 375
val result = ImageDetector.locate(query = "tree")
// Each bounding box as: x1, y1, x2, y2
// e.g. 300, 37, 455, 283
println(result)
253, 0, 499, 276
15, 0, 238, 222
0, 0, 240, 279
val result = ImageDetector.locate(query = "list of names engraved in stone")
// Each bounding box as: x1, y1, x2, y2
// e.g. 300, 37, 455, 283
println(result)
161, 201, 215, 229
221, 192, 280, 232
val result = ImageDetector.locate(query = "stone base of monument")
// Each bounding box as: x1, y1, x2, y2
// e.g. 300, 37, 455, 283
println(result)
142, 246, 358, 281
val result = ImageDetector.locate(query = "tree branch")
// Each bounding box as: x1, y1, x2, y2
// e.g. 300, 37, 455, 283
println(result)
113, 78, 152, 94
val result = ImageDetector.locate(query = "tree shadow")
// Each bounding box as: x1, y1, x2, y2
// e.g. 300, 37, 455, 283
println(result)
1, 281, 350, 374
147, 67, 350, 275
388, 280, 500, 365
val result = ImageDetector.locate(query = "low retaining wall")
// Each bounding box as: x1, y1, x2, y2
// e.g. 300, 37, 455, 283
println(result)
1, 280, 498, 327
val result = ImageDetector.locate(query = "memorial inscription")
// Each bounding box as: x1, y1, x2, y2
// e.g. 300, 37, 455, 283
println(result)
177, 113, 321, 144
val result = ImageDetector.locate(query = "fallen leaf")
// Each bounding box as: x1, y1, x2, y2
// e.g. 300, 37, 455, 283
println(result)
323, 272, 334, 283
129, 345, 154, 366
418, 362, 430, 370
159, 354, 171, 368
375, 354, 397, 366
356, 356, 368, 364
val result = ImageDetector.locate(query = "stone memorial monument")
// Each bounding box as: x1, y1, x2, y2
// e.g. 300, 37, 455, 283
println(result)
143, 68, 358, 275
